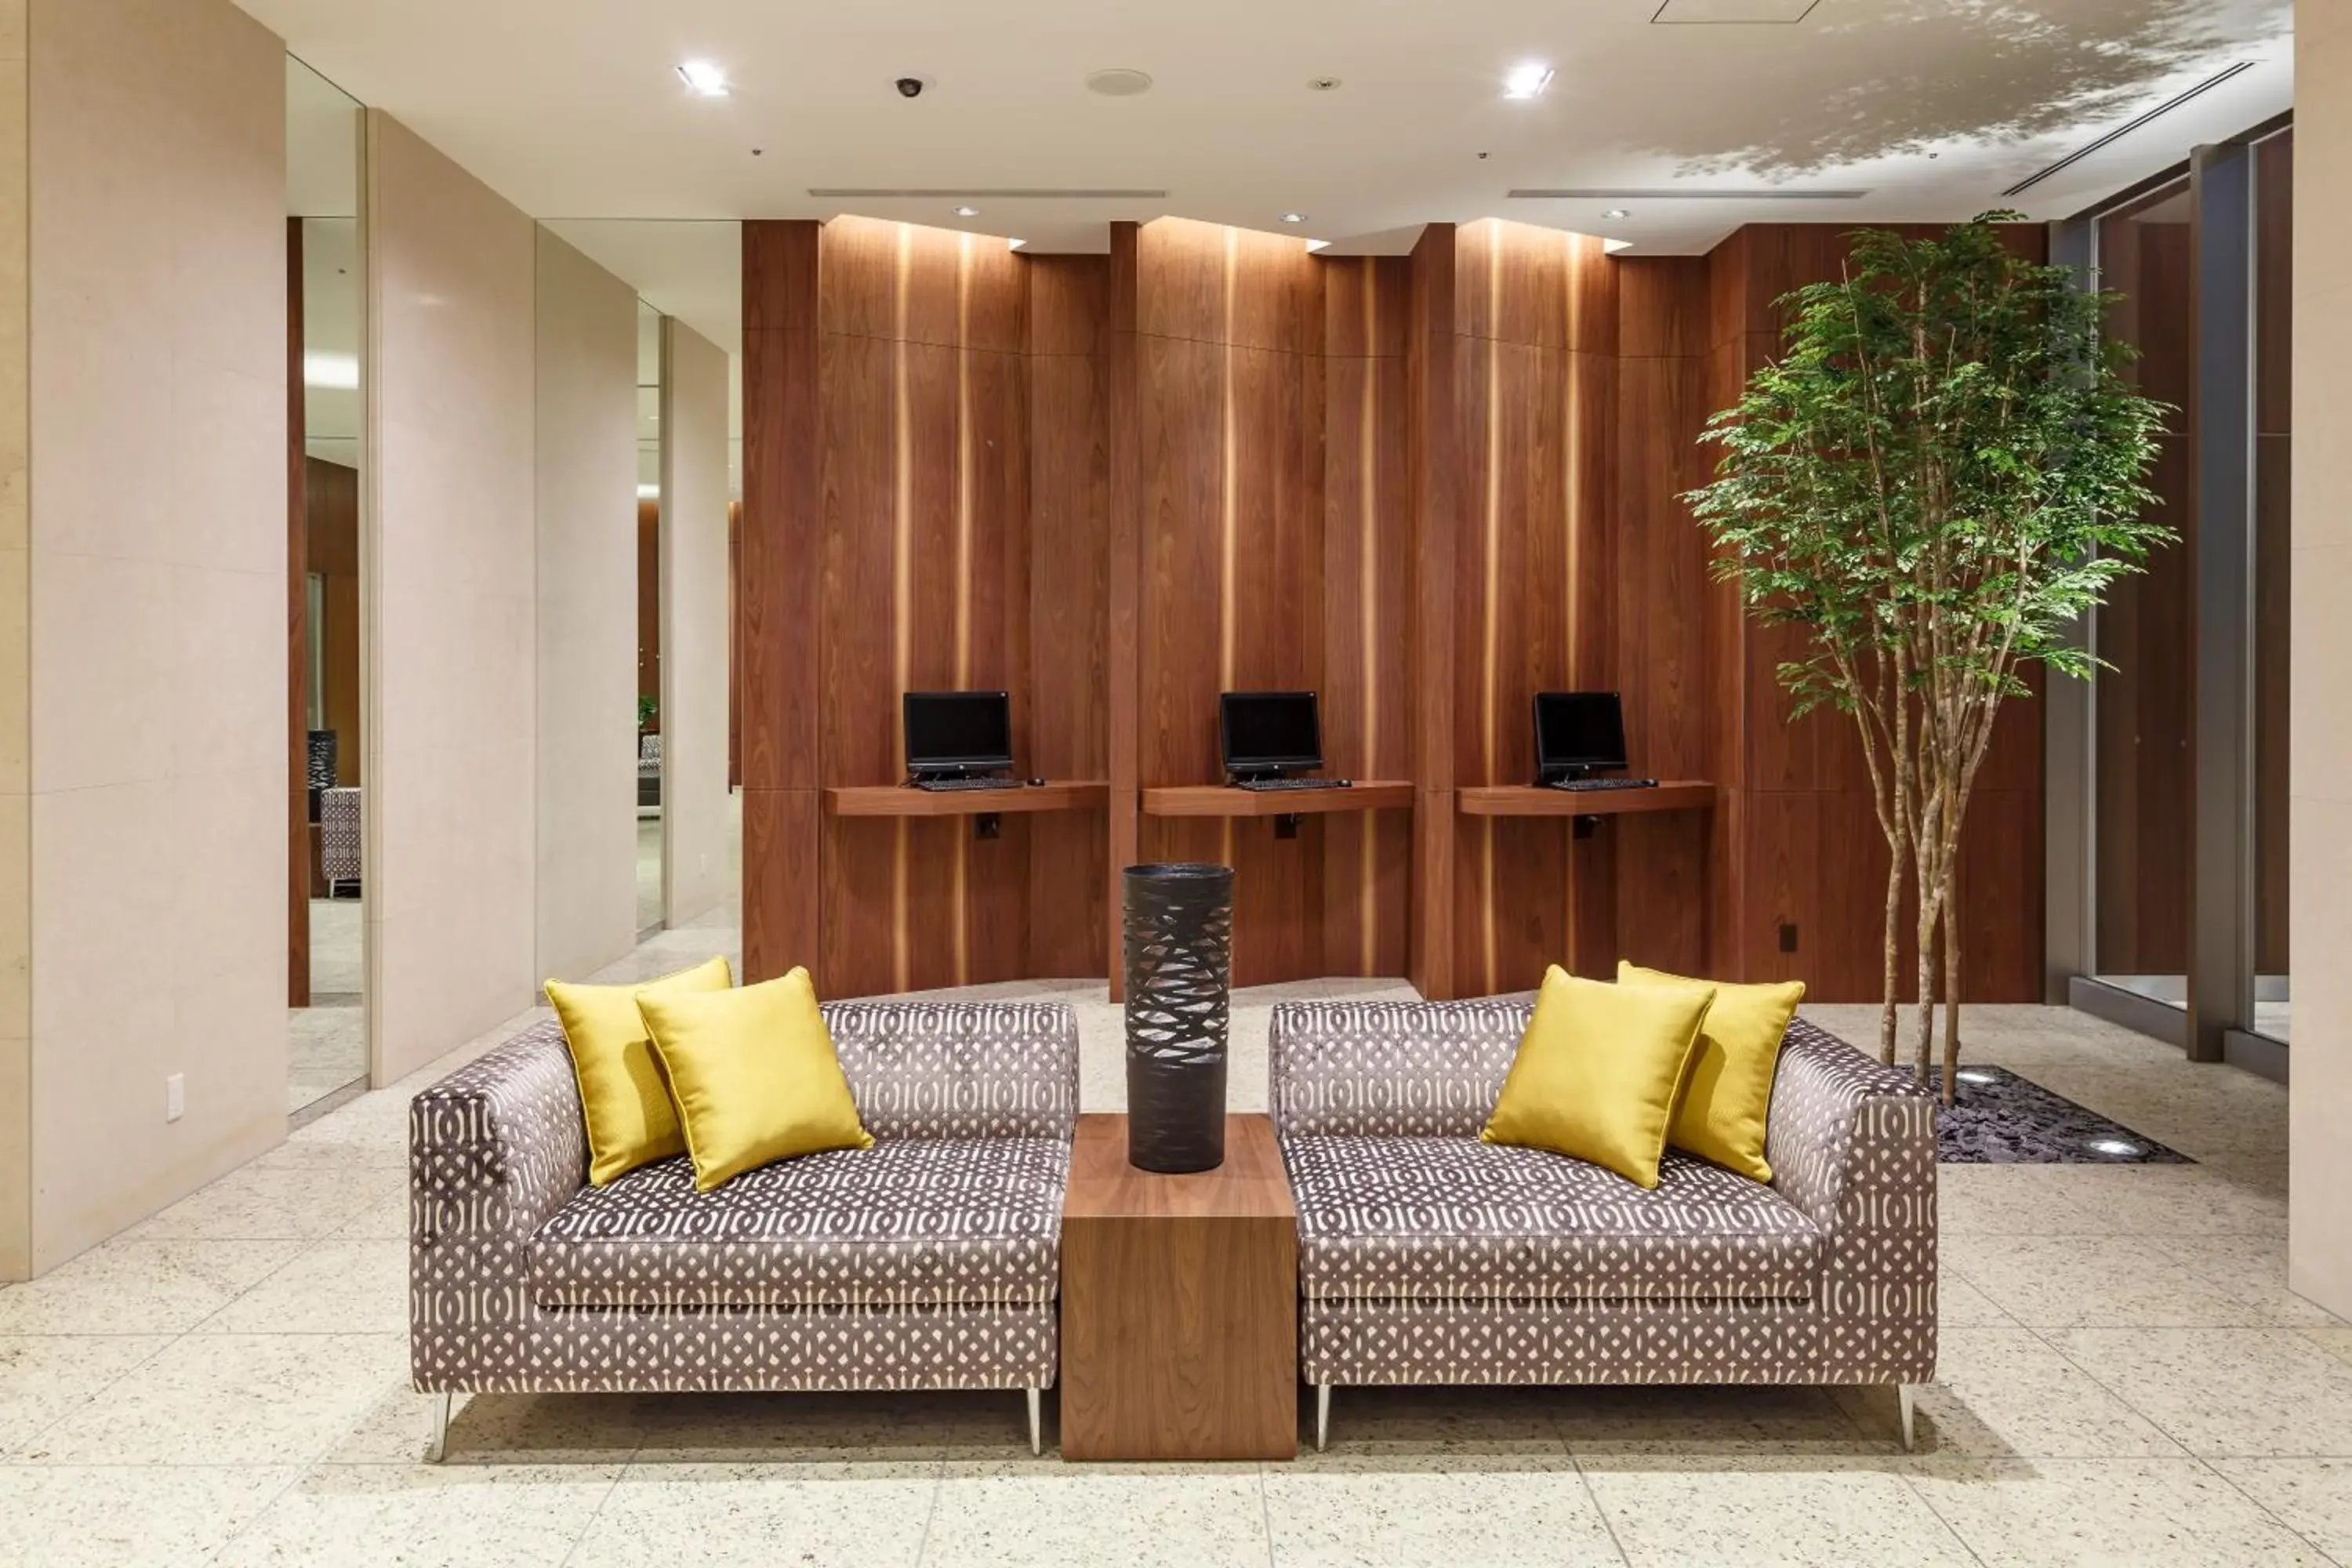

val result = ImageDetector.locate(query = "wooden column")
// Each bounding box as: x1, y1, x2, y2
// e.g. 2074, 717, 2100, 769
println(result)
1105, 222, 1140, 1000
1406, 223, 1457, 999
739, 220, 823, 984
287, 217, 310, 1008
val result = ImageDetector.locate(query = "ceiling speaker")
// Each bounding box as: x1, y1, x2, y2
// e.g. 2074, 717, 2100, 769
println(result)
1085, 68, 1155, 97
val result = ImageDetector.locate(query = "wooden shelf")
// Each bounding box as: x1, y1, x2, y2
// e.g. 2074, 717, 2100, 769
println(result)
1141, 780, 1415, 818
1457, 781, 1719, 818
824, 781, 1110, 818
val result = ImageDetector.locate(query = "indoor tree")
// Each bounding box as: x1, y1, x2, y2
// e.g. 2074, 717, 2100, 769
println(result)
1686, 213, 2168, 1102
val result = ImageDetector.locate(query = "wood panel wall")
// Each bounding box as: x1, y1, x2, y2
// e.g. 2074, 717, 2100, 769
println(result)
1126, 220, 1413, 987
305, 457, 361, 787
741, 214, 2051, 1003
741, 218, 1109, 993
637, 497, 660, 729
1444, 221, 1619, 996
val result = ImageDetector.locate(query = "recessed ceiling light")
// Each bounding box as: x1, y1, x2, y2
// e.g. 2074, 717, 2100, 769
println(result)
1503, 63, 1555, 100
1304, 238, 1330, 252
2088, 1137, 2141, 1157
1308, 76, 1342, 91
1602, 208, 1630, 220
1281, 212, 1307, 223
953, 205, 979, 217
676, 60, 730, 97
1007, 237, 1027, 250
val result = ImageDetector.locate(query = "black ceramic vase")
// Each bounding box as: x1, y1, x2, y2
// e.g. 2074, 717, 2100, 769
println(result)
1123, 862, 1234, 1173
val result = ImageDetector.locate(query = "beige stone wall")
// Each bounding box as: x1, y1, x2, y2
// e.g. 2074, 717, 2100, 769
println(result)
20, 0, 286, 1271
2291, 13, 2352, 1318
362, 111, 537, 1083
0, 0, 27, 1280
533, 228, 639, 984
659, 318, 733, 928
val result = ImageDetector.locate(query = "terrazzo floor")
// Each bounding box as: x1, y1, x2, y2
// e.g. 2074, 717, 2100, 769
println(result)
6, 901, 2346, 1566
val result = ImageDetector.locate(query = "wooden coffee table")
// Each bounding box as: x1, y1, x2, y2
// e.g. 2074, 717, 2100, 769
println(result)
1058, 1112, 1298, 1460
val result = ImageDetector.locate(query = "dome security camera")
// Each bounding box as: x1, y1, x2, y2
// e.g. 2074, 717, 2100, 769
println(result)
895, 76, 926, 98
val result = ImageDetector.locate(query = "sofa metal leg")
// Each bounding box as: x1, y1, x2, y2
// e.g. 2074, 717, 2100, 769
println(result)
425, 1391, 451, 1464
1896, 1384, 1918, 1453
1025, 1386, 1042, 1456
1315, 1382, 1331, 1453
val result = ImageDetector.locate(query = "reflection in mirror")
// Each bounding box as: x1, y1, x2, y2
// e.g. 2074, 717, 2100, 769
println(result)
637, 299, 666, 936
288, 56, 366, 1119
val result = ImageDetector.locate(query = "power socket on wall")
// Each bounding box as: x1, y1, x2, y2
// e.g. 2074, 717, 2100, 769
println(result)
165, 1073, 185, 1123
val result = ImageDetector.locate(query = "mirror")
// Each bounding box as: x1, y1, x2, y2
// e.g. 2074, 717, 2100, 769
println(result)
287, 56, 366, 1118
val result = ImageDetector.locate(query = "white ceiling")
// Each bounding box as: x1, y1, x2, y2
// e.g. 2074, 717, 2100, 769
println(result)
249, 0, 2293, 350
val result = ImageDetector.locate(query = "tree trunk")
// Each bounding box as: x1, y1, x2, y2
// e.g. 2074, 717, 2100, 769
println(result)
1879, 845, 1904, 1066
1941, 865, 1962, 1106
1913, 897, 1939, 1086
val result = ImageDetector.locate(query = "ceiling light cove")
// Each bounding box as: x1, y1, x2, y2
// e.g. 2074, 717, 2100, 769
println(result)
675, 60, 729, 97
1502, 63, 1555, 100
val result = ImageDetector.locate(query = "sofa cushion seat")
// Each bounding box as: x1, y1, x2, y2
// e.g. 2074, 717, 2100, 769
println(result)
528, 1136, 1067, 1310
1283, 1134, 1823, 1304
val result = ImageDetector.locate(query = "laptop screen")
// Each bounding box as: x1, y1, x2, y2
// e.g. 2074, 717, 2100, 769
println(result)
1534, 691, 1629, 773
1221, 691, 1323, 772
903, 691, 1014, 772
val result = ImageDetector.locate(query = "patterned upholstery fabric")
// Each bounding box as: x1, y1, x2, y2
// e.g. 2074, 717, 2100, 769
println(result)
319, 786, 361, 889
411, 1001, 1078, 1395
530, 1138, 1069, 1309
638, 733, 662, 777
1285, 1136, 1821, 1303
1269, 1001, 1936, 1388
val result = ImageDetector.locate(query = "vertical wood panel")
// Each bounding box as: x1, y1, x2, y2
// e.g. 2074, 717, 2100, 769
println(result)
1021, 258, 1111, 978
1321, 256, 1414, 977
1407, 226, 1459, 997
1126, 219, 1363, 986
288, 219, 310, 1007
1105, 224, 1141, 998
740, 220, 822, 980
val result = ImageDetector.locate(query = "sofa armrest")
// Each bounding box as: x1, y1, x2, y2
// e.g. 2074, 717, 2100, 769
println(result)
408, 1018, 586, 1244
825, 999, 1079, 1142
1767, 1019, 1937, 1308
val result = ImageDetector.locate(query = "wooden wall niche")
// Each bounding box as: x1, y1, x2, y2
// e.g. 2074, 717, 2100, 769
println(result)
742, 212, 2052, 1004
1123, 219, 1414, 987
740, 217, 1109, 994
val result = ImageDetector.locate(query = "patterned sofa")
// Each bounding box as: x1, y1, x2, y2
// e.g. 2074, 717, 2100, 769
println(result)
409, 1000, 1079, 1460
1269, 998, 1936, 1450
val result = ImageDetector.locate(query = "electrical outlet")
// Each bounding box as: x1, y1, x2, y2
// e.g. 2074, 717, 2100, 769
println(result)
1778, 921, 1799, 954
165, 1073, 185, 1123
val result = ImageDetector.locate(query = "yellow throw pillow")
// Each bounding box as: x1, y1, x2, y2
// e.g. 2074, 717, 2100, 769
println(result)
1481, 965, 1714, 1189
1620, 961, 1806, 1184
546, 956, 734, 1185
636, 966, 873, 1192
